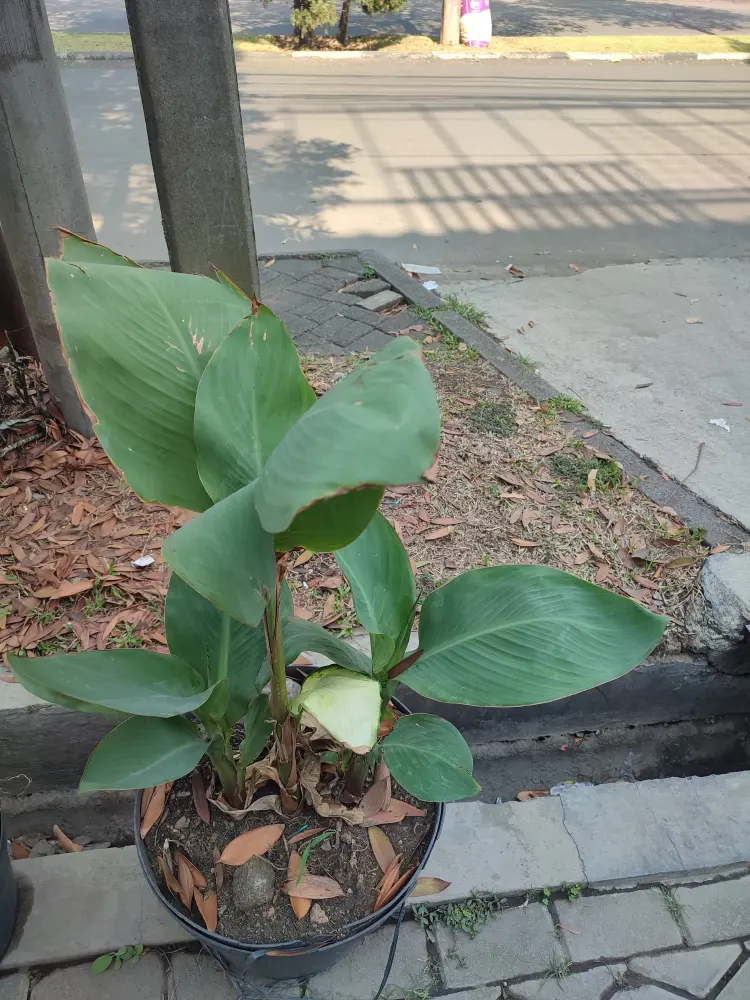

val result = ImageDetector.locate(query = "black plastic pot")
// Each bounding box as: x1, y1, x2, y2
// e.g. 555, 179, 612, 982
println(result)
0, 810, 18, 960
135, 690, 445, 982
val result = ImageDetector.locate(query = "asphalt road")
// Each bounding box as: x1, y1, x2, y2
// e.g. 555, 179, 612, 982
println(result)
46, 0, 750, 38
61, 57, 750, 270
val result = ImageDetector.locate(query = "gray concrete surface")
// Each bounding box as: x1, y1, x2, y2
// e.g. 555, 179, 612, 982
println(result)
677, 877, 750, 945
557, 889, 684, 961
59, 59, 750, 269
630, 944, 742, 997
43, 0, 750, 37
442, 258, 750, 530
31, 955, 164, 1000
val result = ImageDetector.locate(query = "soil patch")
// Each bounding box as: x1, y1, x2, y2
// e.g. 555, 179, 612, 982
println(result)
144, 762, 436, 945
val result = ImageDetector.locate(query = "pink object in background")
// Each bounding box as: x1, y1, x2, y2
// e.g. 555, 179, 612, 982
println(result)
460, 0, 492, 46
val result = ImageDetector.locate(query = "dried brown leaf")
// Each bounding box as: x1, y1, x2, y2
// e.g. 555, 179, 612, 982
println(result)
287, 852, 312, 919
282, 874, 344, 900
368, 826, 397, 874
425, 527, 453, 541
175, 850, 208, 889
360, 779, 390, 818
158, 854, 182, 897
362, 800, 427, 827
287, 826, 328, 847
191, 770, 211, 825
176, 851, 195, 909
409, 877, 452, 898
219, 823, 285, 865
574, 551, 590, 565
140, 781, 173, 838
294, 550, 314, 567
510, 538, 541, 548
375, 865, 418, 911
710, 544, 730, 555
194, 888, 218, 932
11, 840, 30, 860
53, 823, 84, 853
516, 789, 550, 801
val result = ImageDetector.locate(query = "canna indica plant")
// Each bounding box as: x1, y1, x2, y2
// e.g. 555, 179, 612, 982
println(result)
11, 234, 666, 816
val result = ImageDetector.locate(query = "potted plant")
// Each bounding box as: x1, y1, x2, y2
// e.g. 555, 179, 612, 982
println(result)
1, 810, 18, 960
10, 234, 666, 983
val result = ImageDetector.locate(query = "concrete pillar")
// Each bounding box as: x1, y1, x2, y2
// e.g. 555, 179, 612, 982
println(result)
0, 0, 93, 433
124, 0, 260, 297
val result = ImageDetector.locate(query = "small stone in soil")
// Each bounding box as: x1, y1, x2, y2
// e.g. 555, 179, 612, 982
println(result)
310, 904, 329, 926
232, 856, 276, 912
174, 816, 189, 831
73, 835, 93, 847
29, 841, 58, 858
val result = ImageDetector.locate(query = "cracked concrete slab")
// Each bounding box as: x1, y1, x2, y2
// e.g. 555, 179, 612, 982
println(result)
630, 943, 741, 997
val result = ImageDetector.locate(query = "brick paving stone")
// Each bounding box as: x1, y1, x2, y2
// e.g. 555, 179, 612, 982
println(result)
264, 289, 318, 313
360, 290, 405, 312
31, 955, 163, 1000
629, 944, 741, 997
342, 305, 385, 328
340, 278, 390, 297
287, 279, 339, 299
717, 959, 750, 1000
557, 889, 683, 963
612, 989, 681, 1000
435, 903, 563, 989
267, 258, 322, 278
304, 300, 346, 324
302, 272, 347, 292
323, 291, 365, 307
377, 310, 428, 333
0, 972, 28, 1000
305, 921, 428, 1000
326, 316, 374, 348
509, 965, 625, 1000
282, 314, 316, 338
676, 877, 750, 946
319, 262, 362, 281
348, 330, 394, 353
297, 333, 347, 356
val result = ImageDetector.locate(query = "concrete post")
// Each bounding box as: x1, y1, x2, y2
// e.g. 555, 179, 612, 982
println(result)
0, 0, 93, 433
440, 0, 461, 45
124, 0, 260, 297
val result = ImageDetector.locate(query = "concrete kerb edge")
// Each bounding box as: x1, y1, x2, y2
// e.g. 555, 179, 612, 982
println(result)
55, 49, 750, 63
362, 250, 750, 548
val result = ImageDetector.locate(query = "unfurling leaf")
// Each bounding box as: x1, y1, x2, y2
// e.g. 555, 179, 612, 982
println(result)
368, 826, 396, 874
219, 823, 285, 865
282, 874, 344, 899
409, 877, 452, 898
291, 668, 381, 754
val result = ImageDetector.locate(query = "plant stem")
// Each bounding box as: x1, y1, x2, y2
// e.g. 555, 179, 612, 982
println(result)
207, 740, 240, 806
266, 562, 289, 726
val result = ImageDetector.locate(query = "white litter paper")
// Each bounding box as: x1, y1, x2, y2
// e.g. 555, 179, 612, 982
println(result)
423, 280, 440, 291
401, 263, 441, 275
709, 418, 731, 432
132, 555, 155, 568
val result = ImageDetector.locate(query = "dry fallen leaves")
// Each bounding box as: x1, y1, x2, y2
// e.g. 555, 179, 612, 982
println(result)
287, 826, 328, 847
52, 823, 83, 853
516, 789, 550, 801
409, 877, 452, 898
425, 527, 453, 541
194, 887, 218, 932
362, 800, 427, 827
175, 852, 195, 909
219, 823, 285, 865
191, 771, 211, 825
510, 538, 541, 548
140, 782, 173, 839
287, 851, 312, 920
368, 826, 397, 874
282, 874, 344, 900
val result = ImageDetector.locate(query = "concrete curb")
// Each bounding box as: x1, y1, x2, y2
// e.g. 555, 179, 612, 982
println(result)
3, 772, 750, 971
55, 48, 750, 63
361, 250, 750, 548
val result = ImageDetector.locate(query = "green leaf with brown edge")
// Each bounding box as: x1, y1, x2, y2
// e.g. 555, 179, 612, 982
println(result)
163, 481, 277, 629
401, 565, 667, 706
80, 715, 208, 791
58, 230, 140, 267
336, 512, 416, 672
254, 338, 440, 533
194, 309, 315, 503
382, 714, 480, 802
274, 487, 383, 553
165, 573, 270, 724
10, 649, 216, 717
47, 257, 250, 510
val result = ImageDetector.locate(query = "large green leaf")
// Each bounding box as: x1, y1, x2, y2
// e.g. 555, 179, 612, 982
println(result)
291, 667, 381, 753
336, 512, 416, 672
254, 338, 440, 533
80, 715, 207, 791
382, 714, 480, 802
401, 566, 667, 706
239, 693, 273, 766
59, 230, 139, 267
9, 650, 215, 717
5, 668, 124, 717
163, 481, 277, 629
282, 618, 372, 676
47, 258, 250, 510
194, 309, 315, 503
274, 488, 383, 553
165, 574, 270, 724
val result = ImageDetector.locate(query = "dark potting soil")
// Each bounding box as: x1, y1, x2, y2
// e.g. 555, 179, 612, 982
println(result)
144, 763, 436, 946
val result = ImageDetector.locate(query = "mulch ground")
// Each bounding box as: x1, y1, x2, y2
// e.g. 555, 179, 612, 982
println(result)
0, 346, 710, 676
